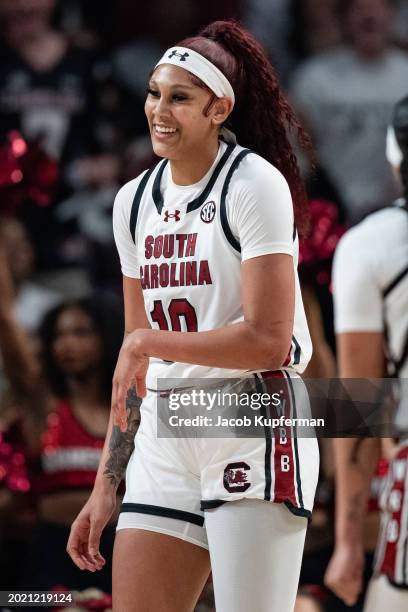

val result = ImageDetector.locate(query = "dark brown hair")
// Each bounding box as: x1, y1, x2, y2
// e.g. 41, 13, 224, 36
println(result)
39, 296, 123, 402
177, 20, 312, 233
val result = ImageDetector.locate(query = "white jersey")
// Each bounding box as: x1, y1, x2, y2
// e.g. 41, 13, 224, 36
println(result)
113, 140, 312, 388
333, 201, 408, 434
333, 201, 408, 379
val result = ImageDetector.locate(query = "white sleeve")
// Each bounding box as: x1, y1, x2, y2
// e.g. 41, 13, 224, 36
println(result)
228, 155, 294, 262
333, 229, 383, 333
112, 176, 145, 279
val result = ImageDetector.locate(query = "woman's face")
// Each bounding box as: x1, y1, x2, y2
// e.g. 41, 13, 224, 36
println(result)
145, 64, 218, 161
52, 308, 102, 376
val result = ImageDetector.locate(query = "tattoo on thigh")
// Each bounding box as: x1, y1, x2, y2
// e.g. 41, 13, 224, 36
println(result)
104, 387, 141, 488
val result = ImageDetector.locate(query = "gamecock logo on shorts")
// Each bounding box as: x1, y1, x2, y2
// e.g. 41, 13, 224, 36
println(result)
200, 201, 216, 223
223, 462, 251, 493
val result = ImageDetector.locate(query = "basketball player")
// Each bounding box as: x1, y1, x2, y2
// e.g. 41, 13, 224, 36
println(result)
67, 20, 319, 611
324, 97, 408, 610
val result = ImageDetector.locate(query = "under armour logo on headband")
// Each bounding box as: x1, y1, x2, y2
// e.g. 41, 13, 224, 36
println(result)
168, 50, 189, 62
157, 46, 235, 104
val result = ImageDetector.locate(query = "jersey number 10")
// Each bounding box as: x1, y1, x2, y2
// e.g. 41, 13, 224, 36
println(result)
150, 299, 198, 332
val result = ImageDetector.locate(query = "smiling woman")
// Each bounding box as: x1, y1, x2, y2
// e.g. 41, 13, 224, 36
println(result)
145, 62, 233, 185
67, 19, 319, 612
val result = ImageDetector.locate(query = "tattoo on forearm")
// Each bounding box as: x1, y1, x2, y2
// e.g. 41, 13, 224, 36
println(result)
104, 386, 141, 488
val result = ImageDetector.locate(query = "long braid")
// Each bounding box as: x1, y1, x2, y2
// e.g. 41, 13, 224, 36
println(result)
178, 20, 312, 234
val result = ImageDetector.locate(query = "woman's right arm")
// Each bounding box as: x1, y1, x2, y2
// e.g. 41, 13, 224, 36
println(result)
324, 332, 383, 605
324, 229, 385, 605
96, 276, 150, 489
67, 276, 150, 571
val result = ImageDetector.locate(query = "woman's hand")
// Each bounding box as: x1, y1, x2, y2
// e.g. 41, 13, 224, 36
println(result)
66, 487, 117, 572
324, 542, 365, 606
112, 330, 149, 432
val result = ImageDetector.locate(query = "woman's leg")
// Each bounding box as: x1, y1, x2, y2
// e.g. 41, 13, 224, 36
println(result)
113, 529, 210, 612
205, 499, 308, 612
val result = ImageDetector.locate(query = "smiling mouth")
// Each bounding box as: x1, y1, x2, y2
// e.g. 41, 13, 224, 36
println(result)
153, 124, 178, 135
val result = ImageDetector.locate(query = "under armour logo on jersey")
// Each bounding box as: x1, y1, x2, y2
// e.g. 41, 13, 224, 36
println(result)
168, 50, 189, 62
223, 462, 251, 493
200, 201, 216, 223
163, 210, 181, 222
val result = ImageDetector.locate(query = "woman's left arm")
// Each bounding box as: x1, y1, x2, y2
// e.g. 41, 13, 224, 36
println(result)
127, 252, 294, 371
112, 252, 295, 433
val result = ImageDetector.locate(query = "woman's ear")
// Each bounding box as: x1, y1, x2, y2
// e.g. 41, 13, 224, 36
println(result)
211, 98, 234, 127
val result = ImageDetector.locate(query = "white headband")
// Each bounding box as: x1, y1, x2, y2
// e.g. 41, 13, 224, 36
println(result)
155, 46, 235, 106
386, 125, 403, 167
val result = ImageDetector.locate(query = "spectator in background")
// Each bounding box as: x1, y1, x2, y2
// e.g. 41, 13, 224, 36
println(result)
0, 0, 122, 269
0, 232, 125, 592
290, 0, 408, 224
54, 0, 115, 51
244, 0, 295, 83
289, 0, 342, 65
0, 217, 60, 333
0, 0, 103, 183
244, 0, 341, 85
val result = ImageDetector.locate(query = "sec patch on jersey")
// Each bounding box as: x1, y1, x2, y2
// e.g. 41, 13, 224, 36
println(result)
200, 200, 216, 223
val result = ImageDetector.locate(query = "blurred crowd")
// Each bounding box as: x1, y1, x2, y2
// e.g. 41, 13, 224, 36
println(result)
0, 0, 407, 610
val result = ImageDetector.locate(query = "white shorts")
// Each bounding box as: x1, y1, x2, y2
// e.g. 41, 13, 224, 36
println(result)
117, 375, 319, 548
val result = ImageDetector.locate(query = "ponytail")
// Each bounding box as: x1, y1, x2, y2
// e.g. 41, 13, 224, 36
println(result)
178, 20, 312, 233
